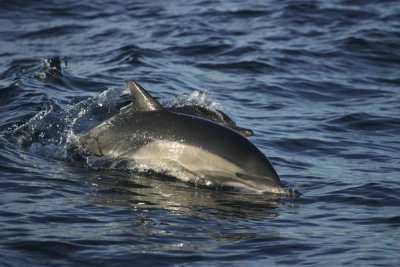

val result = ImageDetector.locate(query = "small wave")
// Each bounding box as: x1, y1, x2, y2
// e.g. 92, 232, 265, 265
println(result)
336, 33, 400, 66
220, 46, 258, 57
196, 60, 280, 73
326, 113, 400, 132
337, 215, 400, 227
20, 24, 89, 39
320, 182, 400, 207
0, 82, 19, 106
0, 60, 38, 81
99, 45, 143, 66
272, 137, 337, 155
371, 77, 400, 85
5, 240, 83, 258
94, 44, 161, 72
224, 9, 269, 18
165, 43, 231, 57
339, 36, 370, 48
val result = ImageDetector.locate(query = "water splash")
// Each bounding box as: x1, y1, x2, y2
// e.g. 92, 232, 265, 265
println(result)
2, 85, 126, 159
167, 90, 222, 112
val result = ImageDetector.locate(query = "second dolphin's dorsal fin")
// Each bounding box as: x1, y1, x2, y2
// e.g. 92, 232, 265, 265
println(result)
126, 80, 164, 112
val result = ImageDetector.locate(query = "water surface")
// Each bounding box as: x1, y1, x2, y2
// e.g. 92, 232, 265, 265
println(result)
1, 0, 399, 266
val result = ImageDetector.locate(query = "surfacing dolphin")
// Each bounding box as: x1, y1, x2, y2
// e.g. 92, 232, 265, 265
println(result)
73, 80, 289, 194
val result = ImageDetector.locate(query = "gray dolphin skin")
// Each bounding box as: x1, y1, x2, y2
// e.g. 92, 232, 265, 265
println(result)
74, 80, 288, 194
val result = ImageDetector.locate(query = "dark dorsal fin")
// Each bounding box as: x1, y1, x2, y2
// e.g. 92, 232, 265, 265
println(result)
126, 80, 164, 112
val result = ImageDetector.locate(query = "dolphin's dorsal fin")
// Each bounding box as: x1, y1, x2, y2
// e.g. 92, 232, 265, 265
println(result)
126, 80, 164, 112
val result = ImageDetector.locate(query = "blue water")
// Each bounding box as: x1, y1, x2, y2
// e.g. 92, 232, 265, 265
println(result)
1, 0, 400, 266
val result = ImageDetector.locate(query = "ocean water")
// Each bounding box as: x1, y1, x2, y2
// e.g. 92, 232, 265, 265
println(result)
1, 0, 400, 266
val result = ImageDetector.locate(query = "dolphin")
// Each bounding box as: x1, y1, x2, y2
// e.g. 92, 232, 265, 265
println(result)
73, 80, 288, 194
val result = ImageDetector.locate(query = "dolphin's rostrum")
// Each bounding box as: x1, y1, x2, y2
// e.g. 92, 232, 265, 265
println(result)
74, 80, 289, 194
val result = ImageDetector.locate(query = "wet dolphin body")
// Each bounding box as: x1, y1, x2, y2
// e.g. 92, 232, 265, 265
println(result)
74, 80, 288, 194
